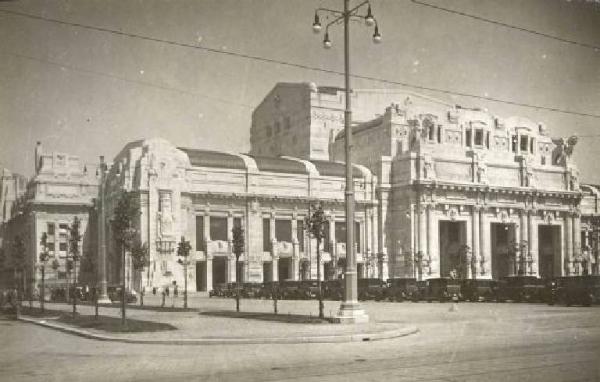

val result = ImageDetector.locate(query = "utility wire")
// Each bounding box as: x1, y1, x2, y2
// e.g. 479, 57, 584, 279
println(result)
1, 8, 600, 119
410, 0, 600, 51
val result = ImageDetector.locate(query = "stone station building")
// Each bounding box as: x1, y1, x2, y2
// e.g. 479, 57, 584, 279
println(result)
2, 82, 599, 294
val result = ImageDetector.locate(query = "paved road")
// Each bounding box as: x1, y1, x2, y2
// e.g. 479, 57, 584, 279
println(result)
2, 299, 599, 381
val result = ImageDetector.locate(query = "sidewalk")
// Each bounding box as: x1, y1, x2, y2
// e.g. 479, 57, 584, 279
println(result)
15, 298, 418, 345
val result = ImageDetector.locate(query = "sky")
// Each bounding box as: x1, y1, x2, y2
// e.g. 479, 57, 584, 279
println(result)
0, 0, 599, 182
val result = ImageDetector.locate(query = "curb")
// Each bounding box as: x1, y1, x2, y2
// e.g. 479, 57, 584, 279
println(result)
17, 316, 419, 345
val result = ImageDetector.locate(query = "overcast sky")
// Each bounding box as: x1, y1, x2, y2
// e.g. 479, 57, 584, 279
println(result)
0, 0, 599, 182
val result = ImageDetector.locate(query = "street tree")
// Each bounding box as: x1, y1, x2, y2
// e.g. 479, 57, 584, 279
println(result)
231, 224, 244, 313
39, 232, 51, 313
80, 254, 99, 318
176, 236, 191, 309
130, 239, 149, 306
11, 235, 25, 317
68, 217, 82, 317
305, 204, 326, 319
111, 190, 140, 326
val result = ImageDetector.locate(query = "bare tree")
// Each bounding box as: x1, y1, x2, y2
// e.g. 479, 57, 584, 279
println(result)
39, 232, 51, 313
130, 240, 149, 306
68, 217, 82, 317
232, 225, 244, 313
305, 204, 326, 319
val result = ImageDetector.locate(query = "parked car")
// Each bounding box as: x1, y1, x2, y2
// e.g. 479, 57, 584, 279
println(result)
50, 287, 67, 302
279, 280, 302, 299
357, 278, 387, 301
226, 282, 243, 298
461, 279, 498, 302
496, 276, 545, 302
298, 280, 321, 299
241, 283, 262, 298
421, 278, 462, 302
323, 279, 343, 300
209, 283, 228, 298
386, 278, 419, 302
108, 286, 137, 303
259, 281, 281, 299
549, 275, 600, 306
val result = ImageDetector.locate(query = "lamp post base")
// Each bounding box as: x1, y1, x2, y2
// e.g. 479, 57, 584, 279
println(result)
333, 302, 369, 324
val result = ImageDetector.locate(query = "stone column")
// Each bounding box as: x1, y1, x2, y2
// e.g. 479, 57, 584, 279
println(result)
479, 208, 488, 278
528, 210, 537, 276
205, 255, 213, 292
472, 206, 480, 279
520, 210, 528, 275
418, 204, 427, 274
427, 204, 436, 277
566, 214, 573, 276
573, 212, 581, 275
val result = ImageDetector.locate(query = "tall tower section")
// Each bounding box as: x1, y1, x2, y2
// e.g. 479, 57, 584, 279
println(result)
250, 82, 345, 160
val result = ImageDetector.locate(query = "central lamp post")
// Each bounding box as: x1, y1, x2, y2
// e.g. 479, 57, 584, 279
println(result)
311, 0, 380, 324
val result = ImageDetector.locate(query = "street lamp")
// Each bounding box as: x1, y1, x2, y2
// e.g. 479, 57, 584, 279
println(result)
311, 0, 380, 324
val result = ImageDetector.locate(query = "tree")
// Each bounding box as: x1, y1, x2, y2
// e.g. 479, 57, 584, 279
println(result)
11, 235, 25, 317
231, 225, 244, 313
39, 232, 51, 313
111, 190, 140, 326
130, 240, 149, 306
68, 217, 82, 317
305, 204, 326, 319
176, 236, 191, 309
80, 253, 99, 319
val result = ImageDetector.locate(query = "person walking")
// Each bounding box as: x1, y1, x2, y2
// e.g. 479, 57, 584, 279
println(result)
160, 286, 166, 308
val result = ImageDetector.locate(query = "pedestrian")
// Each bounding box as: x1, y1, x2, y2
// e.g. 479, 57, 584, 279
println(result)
160, 287, 166, 308
165, 286, 170, 297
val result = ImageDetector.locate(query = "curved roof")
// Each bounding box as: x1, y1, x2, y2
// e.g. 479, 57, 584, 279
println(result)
178, 147, 246, 170
248, 155, 308, 174
311, 160, 364, 178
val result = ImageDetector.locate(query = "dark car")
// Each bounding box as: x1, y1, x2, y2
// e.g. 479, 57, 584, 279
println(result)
226, 282, 243, 298
298, 280, 321, 299
323, 279, 343, 300
280, 280, 302, 299
550, 276, 600, 306
461, 279, 498, 302
50, 287, 67, 302
421, 278, 462, 302
241, 283, 262, 298
209, 283, 228, 297
357, 278, 387, 301
259, 281, 281, 299
386, 278, 419, 302
496, 276, 545, 302
108, 286, 137, 303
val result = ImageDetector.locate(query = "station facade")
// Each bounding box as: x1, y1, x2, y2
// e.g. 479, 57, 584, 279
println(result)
2, 82, 599, 294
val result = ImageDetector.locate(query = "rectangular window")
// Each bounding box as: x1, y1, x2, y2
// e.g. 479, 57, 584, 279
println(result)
297, 220, 304, 252
233, 217, 242, 229
275, 219, 292, 242
195, 216, 205, 251
335, 222, 346, 243
465, 130, 472, 147
541, 156, 546, 165
263, 218, 271, 252
323, 221, 330, 252
474, 129, 483, 146
437, 125, 442, 143
59, 242, 67, 252
48, 242, 55, 254
355, 221, 361, 252
520, 135, 529, 152
47, 223, 55, 235
209, 216, 227, 241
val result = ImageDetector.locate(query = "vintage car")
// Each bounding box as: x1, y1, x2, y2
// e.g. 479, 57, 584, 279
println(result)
209, 283, 228, 298
357, 278, 387, 301
323, 279, 343, 300
298, 280, 321, 299
549, 276, 600, 306
421, 278, 462, 302
225, 282, 243, 298
108, 286, 137, 303
386, 278, 419, 302
50, 287, 67, 302
460, 279, 498, 302
241, 283, 262, 298
496, 276, 545, 302
279, 280, 302, 299
258, 281, 281, 299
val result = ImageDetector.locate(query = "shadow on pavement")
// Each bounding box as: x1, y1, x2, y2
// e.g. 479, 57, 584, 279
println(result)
200, 310, 332, 324
78, 301, 196, 313
18, 307, 177, 333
